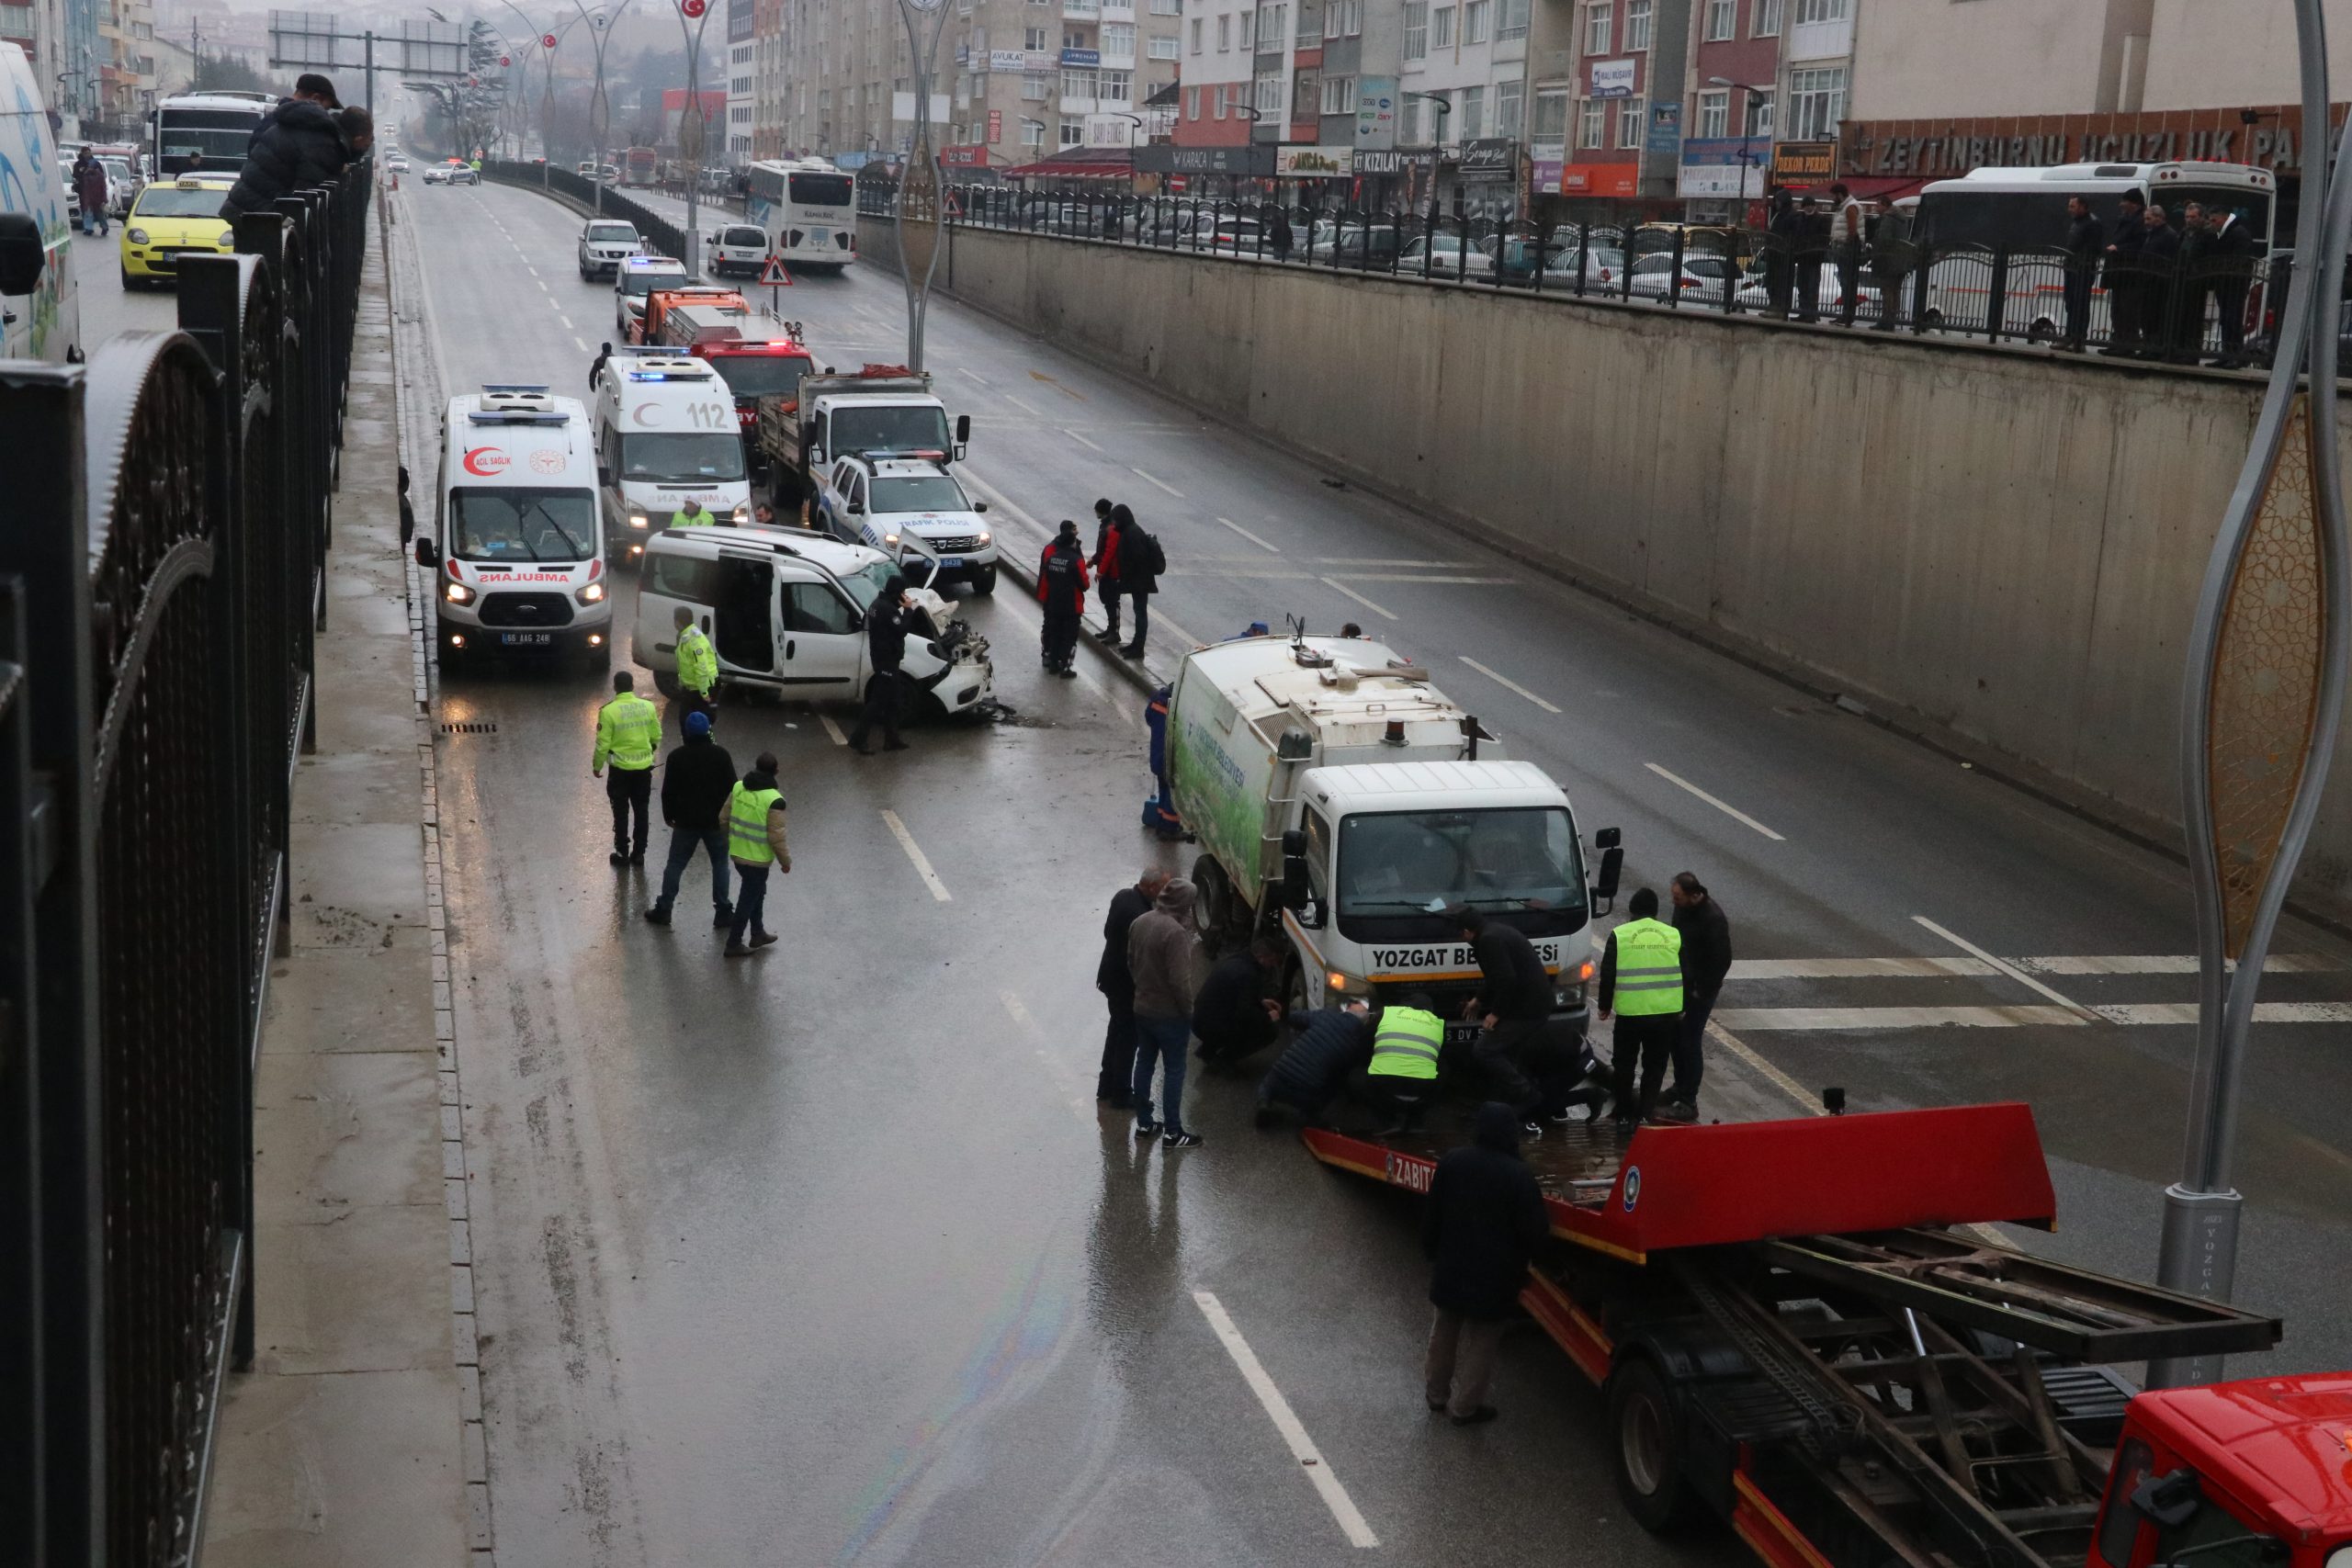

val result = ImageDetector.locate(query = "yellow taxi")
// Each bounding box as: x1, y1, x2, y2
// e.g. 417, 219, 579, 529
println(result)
119, 175, 239, 288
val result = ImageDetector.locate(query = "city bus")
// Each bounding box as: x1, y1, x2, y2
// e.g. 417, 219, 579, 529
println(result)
743, 158, 856, 273
149, 91, 275, 176
1908, 160, 2277, 344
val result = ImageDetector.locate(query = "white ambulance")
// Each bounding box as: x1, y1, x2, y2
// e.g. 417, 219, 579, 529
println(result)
417, 385, 613, 671
593, 350, 753, 566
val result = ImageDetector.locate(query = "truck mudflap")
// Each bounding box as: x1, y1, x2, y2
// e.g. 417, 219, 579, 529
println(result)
1302, 1103, 2061, 1264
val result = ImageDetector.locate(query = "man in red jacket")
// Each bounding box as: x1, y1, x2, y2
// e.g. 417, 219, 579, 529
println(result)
1037, 519, 1091, 678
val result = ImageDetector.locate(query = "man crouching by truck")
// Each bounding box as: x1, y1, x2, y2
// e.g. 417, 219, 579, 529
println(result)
1448, 904, 1555, 1127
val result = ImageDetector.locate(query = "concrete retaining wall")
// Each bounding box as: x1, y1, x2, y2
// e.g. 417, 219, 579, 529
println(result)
866, 214, 2352, 901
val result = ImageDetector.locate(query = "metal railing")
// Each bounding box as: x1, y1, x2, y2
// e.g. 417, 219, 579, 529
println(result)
857, 182, 2288, 367
0, 156, 368, 1568
481, 160, 688, 264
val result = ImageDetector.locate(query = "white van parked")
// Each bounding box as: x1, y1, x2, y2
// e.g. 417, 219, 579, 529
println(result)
416, 385, 613, 671
634, 525, 994, 720
0, 43, 82, 364
593, 351, 753, 565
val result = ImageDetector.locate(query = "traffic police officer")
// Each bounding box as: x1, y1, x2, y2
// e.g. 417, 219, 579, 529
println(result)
592, 671, 662, 864
1362, 992, 1444, 1134
672, 497, 718, 528
673, 604, 718, 723
1598, 888, 1684, 1126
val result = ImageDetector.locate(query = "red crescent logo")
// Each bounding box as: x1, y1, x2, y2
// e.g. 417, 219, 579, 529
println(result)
462, 446, 510, 476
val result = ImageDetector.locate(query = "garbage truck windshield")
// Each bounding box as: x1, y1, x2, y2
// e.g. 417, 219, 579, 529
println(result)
1334, 807, 1587, 937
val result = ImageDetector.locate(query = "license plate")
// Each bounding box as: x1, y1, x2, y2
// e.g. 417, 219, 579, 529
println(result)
499, 632, 552, 647
1444, 1023, 1484, 1046
941, 558, 964, 569
809, 229, 829, 246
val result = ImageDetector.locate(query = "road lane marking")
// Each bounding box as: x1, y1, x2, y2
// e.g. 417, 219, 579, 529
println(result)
1318, 577, 1397, 621
2093, 1000, 2352, 1025
1310, 558, 1469, 568
1063, 427, 1105, 451
574, 336, 590, 352
1344, 573, 1513, 584
1003, 392, 1046, 419
2018, 953, 2340, 975
1644, 762, 1785, 841
1192, 1292, 1378, 1549
957, 366, 990, 386
1001, 990, 1095, 1124
880, 809, 952, 901
1912, 917, 2101, 1023
1217, 516, 1283, 553
1731, 956, 1996, 980
817, 713, 848, 746
1716, 1005, 2085, 1031
1458, 656, 1563, 715
1130, 467, 1183, 499
1706, 1020, 1824, 1111
558, 313, 572, 329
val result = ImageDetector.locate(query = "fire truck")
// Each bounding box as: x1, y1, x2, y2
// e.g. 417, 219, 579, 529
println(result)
638, 286, 815, 453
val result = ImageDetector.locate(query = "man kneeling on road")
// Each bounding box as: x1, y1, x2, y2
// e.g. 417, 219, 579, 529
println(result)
1359, 991, 1444, 1135
1193, 938, 1283, 1068
1254, 1000, 1374, 1127
644, 709, 735, 930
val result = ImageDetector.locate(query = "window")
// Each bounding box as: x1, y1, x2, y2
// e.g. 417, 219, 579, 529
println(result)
1101, 68, 1132, 99
1021, 116, 1047, 145
1751, 0, 1781, 34
1255, 71, 1284, 113
1624, 0, 1650, 49
1582, 2, 1610, 54
1065, 28, 1089, 46
1190, 17, 1202, 49
1617, 91, 1644, 147
1062, 67, 1096, 96
1325, 0, 1341, 37
1459, 84, 1483, 135
1398, 94, 1419, 141
1344, 0, 1363, 30
1788, 63, 1843, 139
1532, 86, 1568, 143
1060, 114, 1085, 144
1023, 69, 1050, 96
1431, 5, 1453, 46
1577, 94, 1604, 146
1403, 0, 1426, 57
1703, 0, 1734, 39
1743, 88, 1772, 136
1257, 2, 1285, 45
784, 581, 858, 636
1149, 34, 1179, 55
1295, 70, 1320, 114
1498, 0, 1527, 41
1696, 86, 1726, 138
1497, 78, 1521, 137
1464, 0, 1487, 42
1216, 82, 1230, 116
1320, 73, 1355, 114
1216, 12, 1230, 47
1151, 0, 1180, 15
1025, 24, 1047, 46
1298, 1, 1320, 39
1794, 0, 1845, 19
1102, 21, 1135, 52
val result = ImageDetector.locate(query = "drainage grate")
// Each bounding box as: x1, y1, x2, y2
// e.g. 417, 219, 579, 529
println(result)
440, 722, 498, 733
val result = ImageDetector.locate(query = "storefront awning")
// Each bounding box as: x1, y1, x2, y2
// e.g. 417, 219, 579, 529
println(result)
1007, 148, 1135, 180
1773, 173, 1927, 200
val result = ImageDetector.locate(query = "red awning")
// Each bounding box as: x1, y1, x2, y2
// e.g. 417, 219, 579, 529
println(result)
1776, 174, 1927, 200
1007, 149, 1135, 180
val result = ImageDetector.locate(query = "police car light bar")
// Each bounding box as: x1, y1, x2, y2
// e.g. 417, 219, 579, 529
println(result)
467, 411, 571, 423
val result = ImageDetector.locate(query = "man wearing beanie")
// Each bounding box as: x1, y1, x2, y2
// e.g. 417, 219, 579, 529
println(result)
645, 708, 739, 929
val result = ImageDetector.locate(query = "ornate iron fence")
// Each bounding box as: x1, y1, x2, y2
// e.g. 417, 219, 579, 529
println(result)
0, 156, 368, 1568
858, 182, 2290, 367
481, 160, 688, 265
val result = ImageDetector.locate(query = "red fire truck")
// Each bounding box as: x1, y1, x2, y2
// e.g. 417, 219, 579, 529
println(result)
639, 286, 815, 450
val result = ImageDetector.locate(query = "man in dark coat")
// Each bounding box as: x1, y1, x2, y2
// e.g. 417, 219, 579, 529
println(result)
1762, 189, 1798, 319
1254, 1002, 1373, 1124
644, 709, 738, 927
1423, 1102, 1548, 1425
1101, 503, 1157, 658
1089, 496, 1123, 642
74, 152, 110, 236
2100, 191, 2148, 355
2058, 195, 2101, 351
1664, 872, 1732, 1119
2203, 205, 2254, 368
1037, 520, 1091, 676
220, 75, 352, 223
1193, 937, 1283, 1067
1450, 904, 1555, 1120
1096, 868, 1171, 1106
847, 574, 911, 752
2140, 204, 2184, 355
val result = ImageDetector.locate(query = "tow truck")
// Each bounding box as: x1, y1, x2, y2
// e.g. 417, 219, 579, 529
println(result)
1302, 1100, 2352, 1568
753, 363, 967, 508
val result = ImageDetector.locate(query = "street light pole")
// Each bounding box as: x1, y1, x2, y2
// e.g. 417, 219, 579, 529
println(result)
2150, 0, 2352, 1389
672, 0, 720, 277
893, 0, 949, 368
1706, 76, 1770, 209
1401, 90, 1449, 235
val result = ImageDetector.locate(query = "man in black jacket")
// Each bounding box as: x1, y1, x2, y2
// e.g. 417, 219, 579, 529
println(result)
848, 575, 912, 753
1254, 1002, 1373, 1125
219, 74, 352, 223
1095, 868, 1170, 1106
643, 710, 737, 927
1193, 937, 1283, 1067
2204, 206, 2254, 368
1423, 1102, 1547, 1425
1665, 872, 1732, 1119
1450, 904, 1554, 1120
2059, 196, 2101, 351
2100, 192, 2149, 355
2140, 204, 2183, 354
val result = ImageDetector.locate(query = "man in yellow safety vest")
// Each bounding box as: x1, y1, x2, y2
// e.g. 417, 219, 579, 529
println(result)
672, 604, 718, 722
591, 671, 662, 864
1598, 887, 1684, 1127
722, 750, 789, 956
672, 497, 718, 528
1363, 991, 1443, 1135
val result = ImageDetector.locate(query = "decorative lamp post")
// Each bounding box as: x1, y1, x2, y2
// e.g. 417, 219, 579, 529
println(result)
895, 0, 949, 368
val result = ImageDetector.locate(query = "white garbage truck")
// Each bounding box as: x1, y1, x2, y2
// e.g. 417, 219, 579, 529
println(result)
1165, 631, 1621, 1047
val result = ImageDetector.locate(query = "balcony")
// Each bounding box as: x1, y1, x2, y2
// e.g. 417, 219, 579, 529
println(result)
1786, 13, 1851, 61
1100, 0, 1134, 14
1063, 0, 1098, 16
1099, 43, 1135, 65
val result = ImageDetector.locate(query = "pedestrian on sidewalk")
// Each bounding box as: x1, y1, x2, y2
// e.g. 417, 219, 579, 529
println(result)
1253, 1001, 1373, 1126
1193, 937, 1283, 1068
1828, 182, 1866, 327
2140, 204, 2182, 353
644, 709, 737, 929
1097, 867, 1171, 1107
1090, 498, 1124, 644
1763, 189, 1797, 320
848, 574, 913, 752
2204, 205, 2253, 368
218, 74, 350, 224
672, 604, 718, 727
2059, 196, 2100, 351
1599, 888, 1684, 1125
398, 465, 415, 548
591, 671, 661, 865
723, 750, 789, 956
1127, 876, 1203, 1146
1103, 503, 1159, 659
1038, 520, 1091, 679
2100, 191, 2149, 356
1423, 1102, 1548, 1427
1664, 873, 1731, 1119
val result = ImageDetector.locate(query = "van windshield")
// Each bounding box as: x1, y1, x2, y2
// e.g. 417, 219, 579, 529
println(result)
836, 558, 902, 611
452, 488, 598, 562
1337, 807, 1586, 923
619, 432, 746, 481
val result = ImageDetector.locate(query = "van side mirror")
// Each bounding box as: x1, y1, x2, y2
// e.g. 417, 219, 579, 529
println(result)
971, 501, 989, 513
1589, 826, 1623, 914
953, 412, 970, 461
598, 465, 613, 487
0, 213, 46, 295
413, 536, 440, 569
1280, 827, 1310, 912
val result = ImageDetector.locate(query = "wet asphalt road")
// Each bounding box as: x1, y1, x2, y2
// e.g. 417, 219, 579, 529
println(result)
395, 179, 2352, 1565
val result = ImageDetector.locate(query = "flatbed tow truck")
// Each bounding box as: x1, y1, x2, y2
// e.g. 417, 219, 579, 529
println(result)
1305, 1101, 2352, 1568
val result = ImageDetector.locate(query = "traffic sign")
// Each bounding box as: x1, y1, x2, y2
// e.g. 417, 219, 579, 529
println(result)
758, 254, 791, 286
681, 0, 706, 14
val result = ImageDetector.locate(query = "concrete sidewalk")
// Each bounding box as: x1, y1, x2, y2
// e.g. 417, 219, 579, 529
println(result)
201, 198, 471, 1565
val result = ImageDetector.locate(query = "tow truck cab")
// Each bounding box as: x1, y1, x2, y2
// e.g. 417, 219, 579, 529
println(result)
420, 386, 610, 671
2093, 1379, 2352, 1568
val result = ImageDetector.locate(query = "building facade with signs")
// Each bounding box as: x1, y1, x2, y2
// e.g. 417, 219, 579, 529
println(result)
929, 0, 1180, 165
1555, 0, 1693, 212
752, 0, 786, 159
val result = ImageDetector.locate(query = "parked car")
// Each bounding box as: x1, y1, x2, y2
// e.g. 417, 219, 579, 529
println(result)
1398, 232, 1496, 279
1493, 236, 1625, 288
1731, 262, 1884, 318
1624, 252, 1739, 305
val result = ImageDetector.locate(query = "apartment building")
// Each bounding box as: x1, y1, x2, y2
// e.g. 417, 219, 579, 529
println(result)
1673, 0, 1778, 213
1553, 0, 1690, 210
752, 0, 785, 157
726, 0, 752, 160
